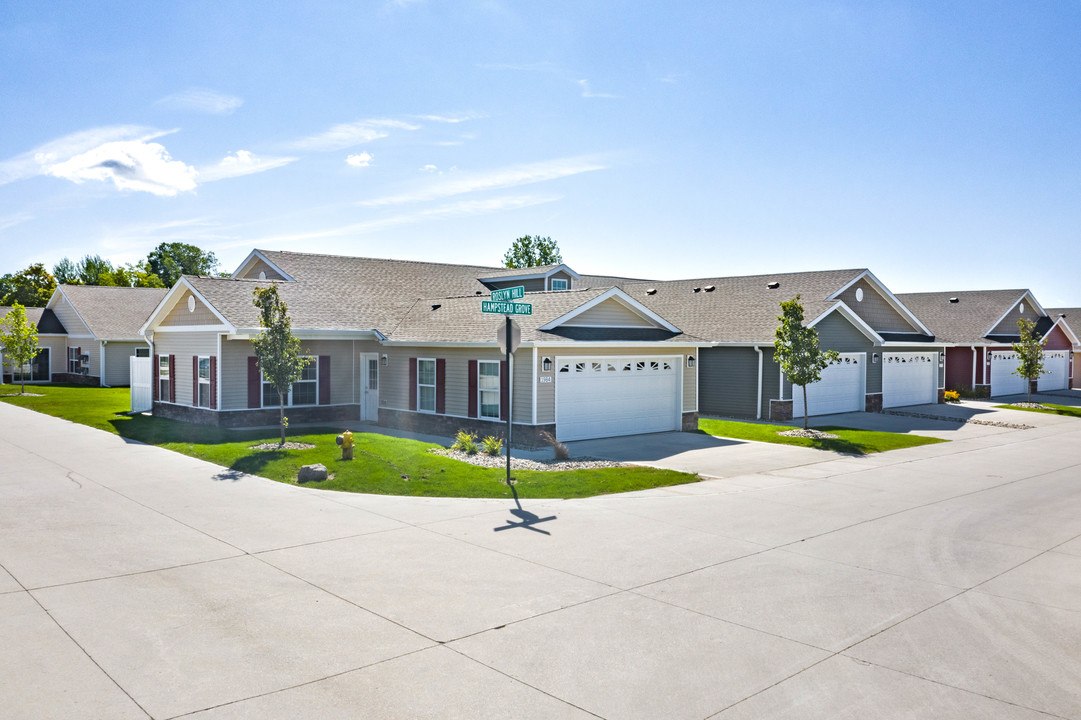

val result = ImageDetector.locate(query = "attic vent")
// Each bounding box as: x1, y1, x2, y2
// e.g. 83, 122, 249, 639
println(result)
704, 285, 715, 292
693, 287, 701, 293
1059, 313, 1067, 318
645, 288, 657, 295
475, 290, 483, 295
766, 282, 780, 290
431, 304, 441, 311
949, 297, 959, 304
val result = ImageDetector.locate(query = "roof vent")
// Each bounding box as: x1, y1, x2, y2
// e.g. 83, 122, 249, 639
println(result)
704, 285, 715, 292
1059, 313, 1067, 318
431, 304, 441, 311
693, 287, 701, 293
766, 281, 780, 290
475, 290, 483, 295
949, 297, 959, 304
645, 288, 657, 295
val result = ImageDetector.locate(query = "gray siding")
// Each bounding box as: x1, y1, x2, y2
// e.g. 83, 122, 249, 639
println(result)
513, 350, 533, 424
699, 347, 760, 417
989, 298, 1042, 336
838, 278, 918, 333
103, 341, 148, 386
783, 312, 877, 396
239, 258, 286, 281
489, 278, 546, 292
160, 291, 221, 327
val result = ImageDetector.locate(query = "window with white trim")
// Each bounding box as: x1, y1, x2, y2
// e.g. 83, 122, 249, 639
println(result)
68, 347, 80, 373
262, 356, 317, 407
13, 348, 49, 383
478, 361, 500, 419
135, 348, 150, 358
551, 278, 568, 291
197, 356, 211, 408
417, 358, 436, 412
158, 355, 170, 400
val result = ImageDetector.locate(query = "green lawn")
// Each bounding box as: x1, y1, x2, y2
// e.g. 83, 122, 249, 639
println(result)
995, 402, 1081, 419
0, 383, 698, 499
698, 417, 947, 455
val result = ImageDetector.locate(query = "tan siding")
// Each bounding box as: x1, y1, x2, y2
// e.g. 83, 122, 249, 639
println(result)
238, 259, 285, 281
221, 339, 250, 410
990, 298, 1042, 336
837, 278, 918, 333
160, 291, 221, 326
513, 350, 533, 424
103, 341, 147, 386
562, 298, 655, 328
61, 340, 101, 378
50, 294, 91, 335
536, 347, 695, 424
152, 333, 219, 406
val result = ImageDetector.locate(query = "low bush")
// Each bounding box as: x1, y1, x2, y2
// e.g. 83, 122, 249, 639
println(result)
480, 435, 503, 456
451, 430, 478, 455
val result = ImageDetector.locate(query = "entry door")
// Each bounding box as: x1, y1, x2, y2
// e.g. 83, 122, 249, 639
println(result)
361, 353, 380, 421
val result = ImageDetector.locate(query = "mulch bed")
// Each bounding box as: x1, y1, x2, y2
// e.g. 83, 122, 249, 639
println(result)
249, 442, 316, 450
776, 428, 840, 439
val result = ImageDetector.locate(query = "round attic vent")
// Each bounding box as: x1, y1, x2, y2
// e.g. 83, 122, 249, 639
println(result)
187, 296, 195, 312
259, 271, 267, 280
855, 288, 864, 302
1019, 302, 1025, 314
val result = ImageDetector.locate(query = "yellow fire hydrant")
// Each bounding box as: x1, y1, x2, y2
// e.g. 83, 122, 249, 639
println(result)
337, 429, 354, 460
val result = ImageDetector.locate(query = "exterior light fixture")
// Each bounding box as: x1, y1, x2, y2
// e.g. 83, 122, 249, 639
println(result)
381, 354, 388, 366
687, 355, 695, 368
872, 353, 879, 363
542, 357, 552, 372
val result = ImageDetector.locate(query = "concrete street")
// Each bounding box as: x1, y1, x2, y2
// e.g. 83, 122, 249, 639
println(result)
2, 398, 1080, 719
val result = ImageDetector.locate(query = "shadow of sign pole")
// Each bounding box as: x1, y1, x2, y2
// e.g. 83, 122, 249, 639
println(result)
494, 484, 557, 535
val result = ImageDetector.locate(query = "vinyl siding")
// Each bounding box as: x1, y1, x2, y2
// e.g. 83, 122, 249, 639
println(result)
489, 278, 546, 292
238, 259, 286, 281
699, 347, 760, 417
783, 313, 877, 397
160, 291, 222, 327
50, 294, 92, 335
989, 299, 1042, 336
837, 278, 918, 333
550, 270, 573, 289
562, 298, 655, 327
513, 350, 532, 424
103, 341, 148, 386
152, 332, 219, 406
6, 336, 68, 381
60, 339, 100, 378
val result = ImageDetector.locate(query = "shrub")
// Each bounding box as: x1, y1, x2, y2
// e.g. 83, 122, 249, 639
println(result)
480, 435, 503, 456
539, 430, 570, 461
451, 430, 478, 455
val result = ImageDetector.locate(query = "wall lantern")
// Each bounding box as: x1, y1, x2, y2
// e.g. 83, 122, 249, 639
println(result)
687, 355, 695, 368
381, 354, 389, 366
939, 354, 944, 368
542, 357, 552, 372
872, 353, 879, 364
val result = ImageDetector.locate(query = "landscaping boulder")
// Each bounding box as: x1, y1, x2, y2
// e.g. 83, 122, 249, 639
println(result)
298, 464, 328, 483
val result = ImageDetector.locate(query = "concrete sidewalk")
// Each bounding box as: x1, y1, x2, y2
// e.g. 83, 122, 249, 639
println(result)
2, 400, 1081, 719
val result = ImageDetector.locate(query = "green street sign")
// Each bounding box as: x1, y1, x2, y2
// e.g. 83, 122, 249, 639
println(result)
481, 300, 533, 315
489, 286, 525, 302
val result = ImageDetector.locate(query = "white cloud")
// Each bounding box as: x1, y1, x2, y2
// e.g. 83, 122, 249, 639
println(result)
346, 152, 373, 168
156, 88, 244, 115
420, 164, 439, 173
0, 125, 172, 186
291, 119, 421, 151
358, 155, 607, 207
199, 150, 297, 181
577, 79, 619, 99
45, 140, 198, 196
412, 112, 485, 124
0, 212, 34, 234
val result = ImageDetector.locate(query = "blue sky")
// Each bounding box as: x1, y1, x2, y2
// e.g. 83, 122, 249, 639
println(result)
2, 1, 1079, 304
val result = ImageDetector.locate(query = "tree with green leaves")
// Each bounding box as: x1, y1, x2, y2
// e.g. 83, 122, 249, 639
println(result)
250, 285, 311, 446
1012, 317, 1047, 403
53, 257, 81, 285
0, 263, 57, 306
773, 295, 841, 430
147, 242, 220, 286
503, 235, 562, 268
1, 304, 40, 395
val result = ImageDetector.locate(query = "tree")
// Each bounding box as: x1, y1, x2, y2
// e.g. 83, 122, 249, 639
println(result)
53, 257, 81, 285
0, 263, 56, 306
1012, 318, 1047, 403
503, 235, 562, 268
773, 295, 841, 430
1, 304, 40, 395
250, 286, 311, 446
75, 255, 116, 285
147, 242, 220, 286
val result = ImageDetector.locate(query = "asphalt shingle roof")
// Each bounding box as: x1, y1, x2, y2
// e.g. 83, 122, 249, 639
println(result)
58, 285, 169, 339
0, 306, 67, 335
895, 290, 1030, 344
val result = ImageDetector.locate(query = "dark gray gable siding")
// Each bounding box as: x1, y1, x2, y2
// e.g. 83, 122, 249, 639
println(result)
783, 312, 877, 396
699, 347, 760, 417
836, 278, 919, 333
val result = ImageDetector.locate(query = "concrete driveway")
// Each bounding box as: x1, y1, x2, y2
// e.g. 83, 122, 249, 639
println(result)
3, 401, 1081, 719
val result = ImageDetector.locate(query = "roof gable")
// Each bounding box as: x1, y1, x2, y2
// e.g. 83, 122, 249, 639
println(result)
539, 288, 680, 333
828, 271, 930, 335
987, 291, 1045, 337
232, 249, 294, 281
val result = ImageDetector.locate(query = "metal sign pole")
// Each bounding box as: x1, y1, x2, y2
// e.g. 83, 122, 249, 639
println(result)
505, 315, 512, 486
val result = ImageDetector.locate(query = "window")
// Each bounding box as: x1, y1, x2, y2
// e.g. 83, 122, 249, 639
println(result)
135, 348, 150, 358
263, 356, 317, 407
478, 361, 500, 419
13, 348, 49, 383
68, 347, 80, 373
197, 356, 211, 408
417, 358, 436, 412
551, 278, 568, 291
158, 355, 170, 401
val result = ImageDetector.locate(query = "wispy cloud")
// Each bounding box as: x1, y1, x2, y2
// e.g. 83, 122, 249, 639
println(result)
477, 61, 555, 72
420, 164, 439, 173
0, 125, 172, 186
46, 140, 198, 196
411, 112, 485, 124
198, 150, 297, 182
290, 119, 420, 151
156, 88, 244, 115
0, 211, 34, 234
577, 79, 619, 99
357, 155, 607, 208
346, 152, 374, 168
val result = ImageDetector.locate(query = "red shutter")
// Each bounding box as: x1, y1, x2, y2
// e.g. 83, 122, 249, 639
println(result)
209, 356, 217, 410
247, 357, 261, 408
436, 358, 446, 414
169, 355, 176, 403
192, 356, 199, 406
467, 359, 478, 418
408, 358, 417, 411
500, 360, 509, 421
318, 356, 331, 405
153, 354, 159, 401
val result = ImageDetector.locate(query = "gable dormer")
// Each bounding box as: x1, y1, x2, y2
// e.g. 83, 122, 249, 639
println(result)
232, 249, 293, 282
478, 264, 580, 293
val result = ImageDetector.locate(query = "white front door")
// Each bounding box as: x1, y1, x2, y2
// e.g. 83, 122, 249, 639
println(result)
791, 353, 865, 418
361, 353, 379, 421
990, 351, 1026, 396
1038, 351, 1069, 391
882, 352, 938, 408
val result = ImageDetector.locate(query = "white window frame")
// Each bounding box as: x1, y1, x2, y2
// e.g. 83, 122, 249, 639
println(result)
197, 356, 211, 408
158, 355, 170, 401
478, 360, 500, 419
13, 347, 49, 383
262, 356, 317, 408
417, 358, 436, 413
551, 278, 569, 291
68, 346, 80, 373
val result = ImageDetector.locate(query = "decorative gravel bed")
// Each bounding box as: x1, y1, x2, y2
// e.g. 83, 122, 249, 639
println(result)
776, 428, 839, 439
1009, 402, 1052, 410
430, 448, 625, 471
1, 392, 44, 397
249, 442, 317, 450
880, 409, 1034, 430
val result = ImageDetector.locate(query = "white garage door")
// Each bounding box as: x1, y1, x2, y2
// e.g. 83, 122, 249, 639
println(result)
882, 352, 938, 409
556, 357, 681, 441
990, 351, 1026, 397
791, 353, 865, 418
1038, 351, 1070, 391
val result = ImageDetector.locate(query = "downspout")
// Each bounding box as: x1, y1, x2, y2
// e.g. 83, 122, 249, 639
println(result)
754, 345, 764, 419
100, 340, 108, 387
971, 345, 977, 388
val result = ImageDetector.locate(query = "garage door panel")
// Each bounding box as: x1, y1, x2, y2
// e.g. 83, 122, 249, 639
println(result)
882, 352, 938, 409
791, 353, 865, 418
556, 357, 681, 442
990, 352, 1026, 397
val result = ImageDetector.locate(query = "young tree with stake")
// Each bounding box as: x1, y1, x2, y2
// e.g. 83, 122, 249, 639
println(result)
1, 304, 40, 395
1011, 317, 1046, 403
773, 295, 840, 430
250, 286, 311, 446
